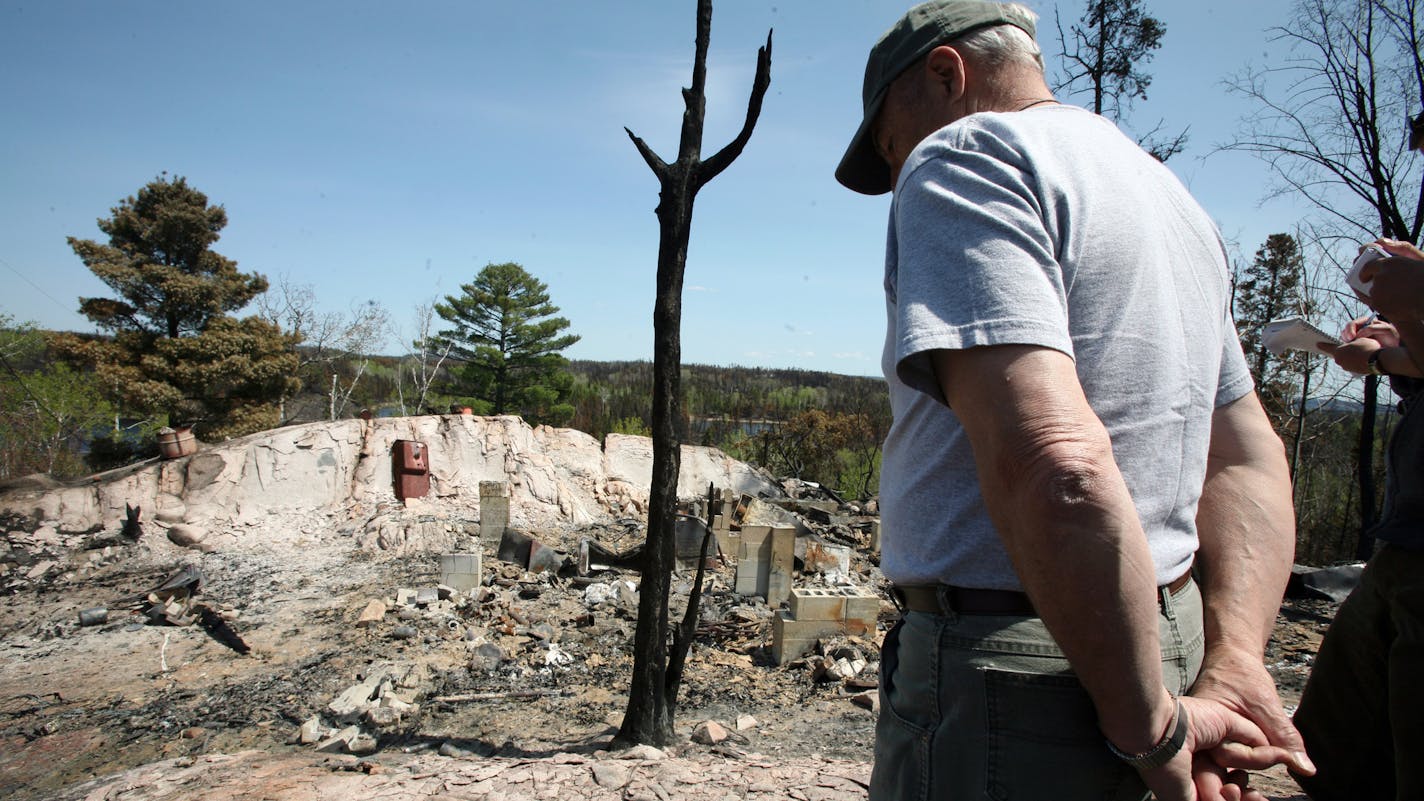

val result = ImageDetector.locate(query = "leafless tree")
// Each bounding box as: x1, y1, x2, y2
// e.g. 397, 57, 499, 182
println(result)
617, 0, 771, 747
257, 277, 391, 421
396, 300, 452, 415
1224, 0, 1423, 557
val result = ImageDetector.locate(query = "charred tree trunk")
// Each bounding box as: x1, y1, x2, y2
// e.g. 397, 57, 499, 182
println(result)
616, 0, 771, 748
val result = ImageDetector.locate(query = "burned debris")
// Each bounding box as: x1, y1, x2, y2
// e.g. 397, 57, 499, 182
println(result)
259, 479, 893, 759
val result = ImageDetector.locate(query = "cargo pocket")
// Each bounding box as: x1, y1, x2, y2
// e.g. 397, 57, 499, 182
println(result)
982, 668, 1143, 801
869, 620, 938, 801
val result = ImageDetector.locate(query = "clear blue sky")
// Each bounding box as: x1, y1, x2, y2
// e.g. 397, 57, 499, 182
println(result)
1, 0, 1312, 377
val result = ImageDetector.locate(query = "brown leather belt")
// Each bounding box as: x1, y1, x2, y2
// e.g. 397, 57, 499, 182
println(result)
892, 568, 1193, 618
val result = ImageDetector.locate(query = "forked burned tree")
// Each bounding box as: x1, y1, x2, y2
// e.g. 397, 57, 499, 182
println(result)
616, 0, 771, 747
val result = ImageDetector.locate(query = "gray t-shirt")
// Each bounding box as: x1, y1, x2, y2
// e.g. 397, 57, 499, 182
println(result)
880, 104, 1252, 590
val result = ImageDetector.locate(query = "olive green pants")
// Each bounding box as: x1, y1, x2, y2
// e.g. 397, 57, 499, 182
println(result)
869, 580, 1204, 801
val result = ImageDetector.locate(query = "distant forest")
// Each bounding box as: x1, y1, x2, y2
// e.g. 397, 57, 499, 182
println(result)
0, 322, 1392, 564
0, 326, 891, 501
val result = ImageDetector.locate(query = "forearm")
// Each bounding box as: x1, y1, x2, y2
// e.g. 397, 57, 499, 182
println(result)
987, 432, 1174, 752
1196, 456, 1294, 658
934, 348, 1173, 752
1195, 394, 1294, 660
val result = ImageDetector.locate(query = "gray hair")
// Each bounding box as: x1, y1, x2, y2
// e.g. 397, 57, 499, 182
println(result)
951, 6, 1044, 72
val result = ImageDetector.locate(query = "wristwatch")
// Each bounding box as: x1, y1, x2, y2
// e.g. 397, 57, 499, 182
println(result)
1106, 698, 1188, 771
1368, 349, 1388, 376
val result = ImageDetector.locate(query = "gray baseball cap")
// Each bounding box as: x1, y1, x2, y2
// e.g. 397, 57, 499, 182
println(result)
835, 0, 1037, 195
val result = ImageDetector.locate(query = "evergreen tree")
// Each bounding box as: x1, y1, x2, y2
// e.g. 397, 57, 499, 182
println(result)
56, 175, 299, 439
434, 262, 580, 425
1235, 233, 1311, 428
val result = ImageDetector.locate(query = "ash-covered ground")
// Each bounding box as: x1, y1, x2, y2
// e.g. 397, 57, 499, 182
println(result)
0, 496, 1329, 801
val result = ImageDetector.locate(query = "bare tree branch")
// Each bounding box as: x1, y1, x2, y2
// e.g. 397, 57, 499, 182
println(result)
699, 31, 774, 187
625, 128, 670, 178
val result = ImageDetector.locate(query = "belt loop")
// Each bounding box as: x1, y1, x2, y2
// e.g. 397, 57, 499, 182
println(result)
1159, 581, 1175, 617
934, 585, 960, 623
889, 585, 907, 615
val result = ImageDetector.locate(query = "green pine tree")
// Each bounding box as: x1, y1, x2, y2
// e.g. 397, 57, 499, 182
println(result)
1235, 233, 1311, 428
434, 263, 580, 426
56, 175, 299, 439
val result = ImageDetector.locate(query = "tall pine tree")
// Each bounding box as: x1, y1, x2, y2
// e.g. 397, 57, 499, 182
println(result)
434, 262, 580, 425
1235, 233, 1311, 429
56, 175, 299, 439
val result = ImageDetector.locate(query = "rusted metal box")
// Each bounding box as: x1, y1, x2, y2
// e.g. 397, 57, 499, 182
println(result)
392, 440, 430, 500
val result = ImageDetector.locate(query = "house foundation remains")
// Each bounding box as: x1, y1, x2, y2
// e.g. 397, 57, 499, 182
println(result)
772, 585, 880, 665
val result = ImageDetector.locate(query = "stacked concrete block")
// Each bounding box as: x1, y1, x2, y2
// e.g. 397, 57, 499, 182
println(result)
734, 525, 770, 596
772, 585, 881, 665
440, 552, 482, 592
479, 481, 510, 541
734, 525, 794, 606
766, 527, 794, 607
711, 489, 739, 557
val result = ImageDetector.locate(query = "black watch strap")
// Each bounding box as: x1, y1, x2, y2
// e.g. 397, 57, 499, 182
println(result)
1368, 349, 1388, 376
1106, 698, 1188, 771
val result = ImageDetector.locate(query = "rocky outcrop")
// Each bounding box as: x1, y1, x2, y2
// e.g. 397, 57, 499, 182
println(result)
0, 415, 778, 539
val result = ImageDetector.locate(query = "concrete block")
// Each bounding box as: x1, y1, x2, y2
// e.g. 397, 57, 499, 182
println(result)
771, 611, 844, 665
774, 607, 848, 638
788, 587, 847, 621
479, 481, 510, 541
735, 526, 773, 597
739, 525, 772, 548
774, 636, 821, 666
840, 617, 876, 637
714, 529, 740, 561
441, 552, 482, 591
787, 586, 880, 626
845, 593, 881, 628
767, 527, 795, 607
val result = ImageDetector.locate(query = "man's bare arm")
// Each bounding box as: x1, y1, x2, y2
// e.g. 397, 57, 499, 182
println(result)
931, 346, 1310, 799
930, 345, 1172, 751
1190, 392, 1314, 772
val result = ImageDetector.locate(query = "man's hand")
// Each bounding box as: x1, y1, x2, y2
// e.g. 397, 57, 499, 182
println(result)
1318, 336, 1382, 375
1137, 696, 1312, 801
1192, 646, 1315, 780
1342, 314, 1400, 347
1360, 240, 1424, 321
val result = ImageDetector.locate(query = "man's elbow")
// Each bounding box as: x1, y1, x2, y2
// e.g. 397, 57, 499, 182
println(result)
998, 427, 1123, 513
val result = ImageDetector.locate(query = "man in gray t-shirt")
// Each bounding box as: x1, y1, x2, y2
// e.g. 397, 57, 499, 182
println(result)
836, 2, 1313, 800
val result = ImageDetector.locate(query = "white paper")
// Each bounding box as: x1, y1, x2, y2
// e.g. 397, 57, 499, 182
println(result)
1262, 317, 1340, 356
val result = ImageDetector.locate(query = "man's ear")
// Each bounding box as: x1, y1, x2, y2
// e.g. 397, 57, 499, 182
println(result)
924, 45, 967, 103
